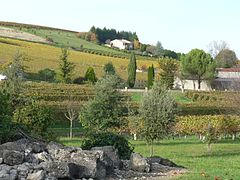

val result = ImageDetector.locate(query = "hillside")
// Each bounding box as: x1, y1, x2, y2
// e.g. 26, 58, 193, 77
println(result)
0, 37, 157, 81
0, 22, 129, 55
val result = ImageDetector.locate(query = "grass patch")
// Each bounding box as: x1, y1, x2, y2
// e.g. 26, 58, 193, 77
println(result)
59, 136, 240, 179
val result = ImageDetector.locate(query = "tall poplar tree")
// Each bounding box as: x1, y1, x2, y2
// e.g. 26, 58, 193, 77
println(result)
127, 53, 137, 88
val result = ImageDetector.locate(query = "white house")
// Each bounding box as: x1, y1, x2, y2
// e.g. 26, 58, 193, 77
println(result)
0, 74, 7, 81
109, 39, 133, 50
174, 68, 240, 91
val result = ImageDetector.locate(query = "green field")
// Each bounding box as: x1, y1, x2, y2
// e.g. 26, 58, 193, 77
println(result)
59, 136, 240, 180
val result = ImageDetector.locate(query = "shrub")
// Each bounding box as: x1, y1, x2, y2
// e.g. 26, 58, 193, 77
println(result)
81, 132, 134, 160
73, 76, 86, 84
38, 68, 56, 82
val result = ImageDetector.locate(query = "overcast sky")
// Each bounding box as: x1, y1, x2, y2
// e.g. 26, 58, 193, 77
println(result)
1, 0, 240, 57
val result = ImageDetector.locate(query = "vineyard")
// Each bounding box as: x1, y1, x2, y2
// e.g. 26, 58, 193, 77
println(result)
0, 37, 158, 81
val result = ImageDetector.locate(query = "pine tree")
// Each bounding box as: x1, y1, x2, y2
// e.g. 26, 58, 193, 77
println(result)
147, 64, 154, 89
85, 67, 97, 84
59, 48, 75, 83
127, 53, 137, 88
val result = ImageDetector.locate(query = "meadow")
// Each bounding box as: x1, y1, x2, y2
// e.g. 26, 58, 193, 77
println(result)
0, 37, 158, 81
59, 136, 240, 180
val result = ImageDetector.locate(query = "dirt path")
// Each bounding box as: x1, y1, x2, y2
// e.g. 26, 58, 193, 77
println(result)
0, 26, 49, 43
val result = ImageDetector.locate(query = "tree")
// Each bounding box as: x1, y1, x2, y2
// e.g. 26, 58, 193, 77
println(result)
64, 97, 79, 139
208, 40, 228, 58
181, 49, 216, 90
140, 83, 176, 156
215, 49, 238, 68
85, 67, 97, 84
158, 58, 178, 89
80, 75, 124, 133
162, 49, 178, 59
127, 53, 137, 88
103, 62, 116, 75
154, 41, 164, 57
147, 64, 154, 89
59, 48, 75, 83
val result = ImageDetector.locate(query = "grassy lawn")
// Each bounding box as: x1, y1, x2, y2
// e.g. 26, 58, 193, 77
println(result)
59, 136, 240, 180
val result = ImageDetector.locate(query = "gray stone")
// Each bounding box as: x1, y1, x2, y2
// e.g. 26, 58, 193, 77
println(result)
34, 152, 53, 162
91, 146, 121, 168
0, 158, 3, 164
46, 141, 65, 157
0, 164, 12, 171
26, 170, 45, 180
129, 153, 150, 173
9, 169, 18, 180
147, 156, 181, 168
3, 150, 24, 166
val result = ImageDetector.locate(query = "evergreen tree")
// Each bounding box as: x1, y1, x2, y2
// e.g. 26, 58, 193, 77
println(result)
80, 75, 124, 133
127, 53, 137, 88
59, 48, 75, 83
85, 67, 97, 84
147, 64, 154, 89
104, 62, 116, 75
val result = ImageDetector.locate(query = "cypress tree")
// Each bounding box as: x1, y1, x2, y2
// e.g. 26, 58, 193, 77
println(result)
147, 64, 154, 89
127, 53, 137, 88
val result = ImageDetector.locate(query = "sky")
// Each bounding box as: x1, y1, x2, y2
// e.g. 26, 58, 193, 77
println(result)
1, 0, 240, 57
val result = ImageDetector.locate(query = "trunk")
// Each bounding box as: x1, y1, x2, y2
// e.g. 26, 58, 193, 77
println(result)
150, 140, 154, 157
207, 143, 211, 153
198, 78, 201, 90
232, 134, 236, 140
184, 135, 187, 139
133, 133, 137, 141
193, 80, 196, 90
70, 119, 73, 139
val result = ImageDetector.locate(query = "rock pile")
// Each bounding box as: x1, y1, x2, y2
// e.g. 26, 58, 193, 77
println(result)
0, 139, 186, 180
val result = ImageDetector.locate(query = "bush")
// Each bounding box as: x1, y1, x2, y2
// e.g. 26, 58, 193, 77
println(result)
38, 68, 56, 82
81, 132, 134, 160
73, 76, 86, 84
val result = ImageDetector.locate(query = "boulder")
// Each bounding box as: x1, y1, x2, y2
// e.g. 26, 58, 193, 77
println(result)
3, 150, 24, 166
0, 158, 3, 164
26, 170, 46, 180
0, 169, 10, 180
91, 146, 122, 168
46, 161, 81, 179
34, 152, 53, 162
147, 156, 181, 168
129, 153, 150, 173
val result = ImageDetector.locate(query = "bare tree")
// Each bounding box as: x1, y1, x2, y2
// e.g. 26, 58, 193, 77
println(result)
64, 98, 79, 139
208, 40, 229, 58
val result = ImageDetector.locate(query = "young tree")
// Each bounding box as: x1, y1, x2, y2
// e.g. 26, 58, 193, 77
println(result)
140, 83, 176, 156
158, 58, 178, 89
181, 49, 216, 90
85, 67, 97, 84
147, 64, 154, 89
59, 48, 75, 83
103, 62, 116, 75
127, 52, 137, 88
80, 75, 124, 133
64, 98, 78, 139
215, 49, 238, 68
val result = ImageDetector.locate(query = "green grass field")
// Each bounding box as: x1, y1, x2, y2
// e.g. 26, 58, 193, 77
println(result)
59, 136, 240, 180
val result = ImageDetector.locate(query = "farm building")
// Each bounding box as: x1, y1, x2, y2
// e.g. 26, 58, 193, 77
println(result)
174, 68, 240, 91
109, 39, 133, 50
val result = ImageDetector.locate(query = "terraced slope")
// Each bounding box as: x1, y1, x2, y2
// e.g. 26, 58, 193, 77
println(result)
0, 37, 157, 81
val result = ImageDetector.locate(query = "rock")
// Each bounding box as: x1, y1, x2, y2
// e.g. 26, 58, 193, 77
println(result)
130, 153, 150, 173
147, 156, 181, 168
0, 158, 3, 164
9, 169, 18, 180
26, 170, 45, 180
0, 164, 12, 172
3, 150, 24, 166
46, 141, 65, 157
46, 161, 81, 179
0, 169, 10, 180
34, 152, 53, 162
31, 142, 46, 153
91, 146, 122, 168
